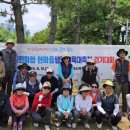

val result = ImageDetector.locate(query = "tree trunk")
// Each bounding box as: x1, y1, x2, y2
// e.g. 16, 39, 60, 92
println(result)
75, 0, 80, 44
48, 0, 57, 44
108, 0, 116, 45
12, 0, 24, 43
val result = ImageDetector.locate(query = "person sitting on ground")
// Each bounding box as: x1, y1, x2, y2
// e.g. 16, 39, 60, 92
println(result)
10, 83, 29, 130
95, 80, 121, 130
13, 63, 31, 89
40, 67, 59, 106
72, 84, 92, 128
31, 81, 52, 130
88, 82, 99, 118
0, 81, 12, 128
55, 83, 74, 128
23, 71, 40, 107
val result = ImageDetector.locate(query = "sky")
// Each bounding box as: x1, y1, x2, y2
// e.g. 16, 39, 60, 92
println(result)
0, 3, 51, 35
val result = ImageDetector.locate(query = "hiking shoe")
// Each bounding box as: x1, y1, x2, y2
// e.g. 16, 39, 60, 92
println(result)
97, 123, 102, 128
72, 123, 77, 128
33, 122, 39, 127
112, 125, 118, 130
84, 123, 90, 128
45, 125, 50, 130
66, 123, 71, 128
55, 121, 62, 127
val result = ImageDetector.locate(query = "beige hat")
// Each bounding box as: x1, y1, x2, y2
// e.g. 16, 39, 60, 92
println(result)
79, 85, 92, 92
87, 58, 95, 64
103, 80, 115, 89
41, 81, 51, 89
62, 52, 70, 58
6, 39, 14, 45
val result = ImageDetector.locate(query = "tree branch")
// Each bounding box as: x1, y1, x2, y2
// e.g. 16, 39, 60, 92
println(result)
21, 1, 46, 6
0, 0, 12, 4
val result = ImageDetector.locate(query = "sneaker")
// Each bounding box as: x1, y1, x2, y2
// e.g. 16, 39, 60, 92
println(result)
97, 123, 102, 128
66, 123, 71, 128
45, 125, 50, 130
55, 121, 62, 127
84, 123, 90, 128
33, 122, 39, 127
13, 122, 17, 130
112, 125, 118, 130
72, 123, 77, 128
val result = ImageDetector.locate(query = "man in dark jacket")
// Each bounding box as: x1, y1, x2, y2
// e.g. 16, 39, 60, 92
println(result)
1, 39, 17, 96
79, 58, 100, 86
40, 67, 59, 106
0, 81, 12, 128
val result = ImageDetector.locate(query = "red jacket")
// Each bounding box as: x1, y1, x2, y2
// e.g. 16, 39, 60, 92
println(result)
32, 91, 52, 112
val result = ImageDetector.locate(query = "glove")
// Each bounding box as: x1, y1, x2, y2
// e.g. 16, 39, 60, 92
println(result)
104, 113, 110, 120
110, 114, 115, 119
23, 92, 30, 96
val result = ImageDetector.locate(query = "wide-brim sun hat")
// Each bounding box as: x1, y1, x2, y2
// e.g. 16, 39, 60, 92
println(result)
103, 80, 115, 89
79, 85, 92, 92
62, 83, 71, 90
117, 48, 128, 57
14, 83, 26, 92
6, 39, 14, 46
18, 63, 31, 71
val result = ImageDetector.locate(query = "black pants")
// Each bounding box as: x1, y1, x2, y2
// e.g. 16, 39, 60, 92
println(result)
95, 110, 121, 126
0, 110, 8, 126
3, 70, 15, 96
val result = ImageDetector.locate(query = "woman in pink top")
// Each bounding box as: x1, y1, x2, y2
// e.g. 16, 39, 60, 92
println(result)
10, 83, 29, 130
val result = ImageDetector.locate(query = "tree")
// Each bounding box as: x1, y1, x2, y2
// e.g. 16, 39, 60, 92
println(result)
108, 0, 116, 45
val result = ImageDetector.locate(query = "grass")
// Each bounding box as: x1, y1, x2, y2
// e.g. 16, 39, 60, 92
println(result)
0, 115, 130, 130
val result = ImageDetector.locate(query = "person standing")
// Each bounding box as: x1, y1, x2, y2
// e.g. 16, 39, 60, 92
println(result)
1, 39, 17, 96
58, 52, 74, 92
0, 52, 5, 81
111, 48, 130, 115
79, 58, 100, 86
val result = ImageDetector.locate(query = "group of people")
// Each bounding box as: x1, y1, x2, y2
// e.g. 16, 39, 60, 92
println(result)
0, 39, 129, 130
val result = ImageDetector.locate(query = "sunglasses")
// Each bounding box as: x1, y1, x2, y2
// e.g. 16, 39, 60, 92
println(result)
47, 72, 53, 75
21, 67, 27, 70
7, 42, 14, 45
91, 86, 98, 88
43, 86, 51, 90
87, 63, 95, 65
64, 57, 69, 59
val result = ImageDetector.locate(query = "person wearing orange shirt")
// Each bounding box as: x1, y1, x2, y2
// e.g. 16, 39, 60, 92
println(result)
10, 83, 29, 130
111, 48, 130, 115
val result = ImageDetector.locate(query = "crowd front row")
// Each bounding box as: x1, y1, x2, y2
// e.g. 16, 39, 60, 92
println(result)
0, 79, 122, 130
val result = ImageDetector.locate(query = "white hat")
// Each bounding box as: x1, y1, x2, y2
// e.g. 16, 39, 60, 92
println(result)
79, 85, 92, 92
14, 83, 26, 92
87, 58, 95, 64
46, 67, 53, 73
